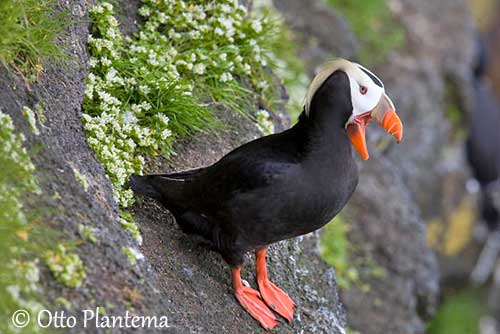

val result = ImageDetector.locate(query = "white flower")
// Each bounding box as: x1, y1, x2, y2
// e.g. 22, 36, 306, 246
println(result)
193, 63, 206, 75
89, 57, 98, 68
122, 111, 138, 125
220, 4, 232, 13
251, 19, 263, 33
220, 72, 233, 82
257, 81, 269, 90
157, 114, 170, 126
160, 129, 172, 140
101, 57, 112, 66
256, 109, 275, 135
138, 85, 151, 95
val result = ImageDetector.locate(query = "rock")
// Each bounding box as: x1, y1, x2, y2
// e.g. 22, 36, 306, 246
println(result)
272, 0, 476, 333
272, 0, 358, 74
341, 158, 439, 334
0, 0, 348, 333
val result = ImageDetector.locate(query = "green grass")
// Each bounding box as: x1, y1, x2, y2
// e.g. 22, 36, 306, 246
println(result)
0, 0, 68, 79
428, 288, 485, 334
83, 1, 307, 208
326, 0, 405, 65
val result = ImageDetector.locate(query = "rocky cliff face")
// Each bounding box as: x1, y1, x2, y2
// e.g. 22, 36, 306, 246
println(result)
0, 0, 479, 333
0, 1, 348, 333
275, 0, 476, 333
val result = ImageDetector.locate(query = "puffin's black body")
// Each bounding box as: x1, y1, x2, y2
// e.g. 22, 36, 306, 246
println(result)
130, 71, 358, 266
466, 38, 500, 230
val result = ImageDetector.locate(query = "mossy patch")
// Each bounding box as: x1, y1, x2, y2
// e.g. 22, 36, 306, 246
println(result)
0, 110, 46, 333
78, 224, 98, 244
122, 246, 144, 266
72, 167, 89, 192
45, 244, 86, 288
320, 215, 387, 290
426, 196, 475, 256
428, 288, 485, 334
119, 210, 142, 245
325, 0, 405, 65
22, 106, 40, 136
320, 216, 359, 289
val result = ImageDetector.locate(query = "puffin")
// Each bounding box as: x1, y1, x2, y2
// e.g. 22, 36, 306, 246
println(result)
466, 38, 500, 231
130, 59, 403, 329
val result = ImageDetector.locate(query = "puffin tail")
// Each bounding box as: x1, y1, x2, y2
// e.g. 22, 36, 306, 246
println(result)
129, 174, 163, 201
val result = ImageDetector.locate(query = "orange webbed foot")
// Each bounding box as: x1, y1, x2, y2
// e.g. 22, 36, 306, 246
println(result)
256, 247, 295, 323
232, 267, 279, 330
234, 285, 279, 330
258, 279, 295, 323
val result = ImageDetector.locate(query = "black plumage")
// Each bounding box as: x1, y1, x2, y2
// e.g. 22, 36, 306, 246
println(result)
130, 71, 358, 266
129, 60, 402, 329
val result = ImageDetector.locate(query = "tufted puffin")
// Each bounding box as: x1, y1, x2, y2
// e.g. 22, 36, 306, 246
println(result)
130, 59, 403, 330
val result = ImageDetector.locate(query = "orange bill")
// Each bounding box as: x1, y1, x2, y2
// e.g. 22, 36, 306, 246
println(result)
346, 112, 371, 160
376, 109, 403, 143
346, 94, 403, 160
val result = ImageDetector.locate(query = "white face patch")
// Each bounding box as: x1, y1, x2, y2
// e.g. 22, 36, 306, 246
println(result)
345, 63, 385, 126
303, 59, 386, 126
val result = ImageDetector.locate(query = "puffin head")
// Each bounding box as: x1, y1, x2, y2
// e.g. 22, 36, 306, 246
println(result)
304, 59, 403, 160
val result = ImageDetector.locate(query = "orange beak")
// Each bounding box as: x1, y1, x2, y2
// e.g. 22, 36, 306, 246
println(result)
346, 94, 403, 160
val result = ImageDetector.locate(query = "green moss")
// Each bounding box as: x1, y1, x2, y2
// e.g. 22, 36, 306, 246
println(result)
443, 81, 466, 140
78, 224, 97, 244
320, 215, 387, 290
45, 244, 86, 288
35, 103, 46, 125
118, 211, 142, 245
22, 106, 40, 135
55, 297, 73, 310
0, 111, 47, 334
326, 0, 405, 65
320, 216, 359, 289
428, 289, 485, 334
72, 167, 89, 192
0, 0, 68, 79
122, 246, 144, 266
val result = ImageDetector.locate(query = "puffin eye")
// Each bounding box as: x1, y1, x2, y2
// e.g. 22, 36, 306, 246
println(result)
360, 85, 368, 95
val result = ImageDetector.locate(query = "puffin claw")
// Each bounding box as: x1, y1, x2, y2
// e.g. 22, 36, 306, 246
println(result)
235, 286, 279, 330
258, 279, 295, 323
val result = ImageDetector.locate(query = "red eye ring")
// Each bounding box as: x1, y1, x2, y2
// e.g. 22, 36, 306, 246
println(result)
360, 86, 368, 95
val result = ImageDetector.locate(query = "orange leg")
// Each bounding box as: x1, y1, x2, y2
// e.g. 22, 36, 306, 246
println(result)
232, 267, 279, 330
256, 247, 295, 322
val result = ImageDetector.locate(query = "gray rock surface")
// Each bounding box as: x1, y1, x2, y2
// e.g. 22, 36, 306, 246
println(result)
0, 0, 479, 333
0, 0, 348, 333
273, 0, 475, 333
273, 0, 358, 74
